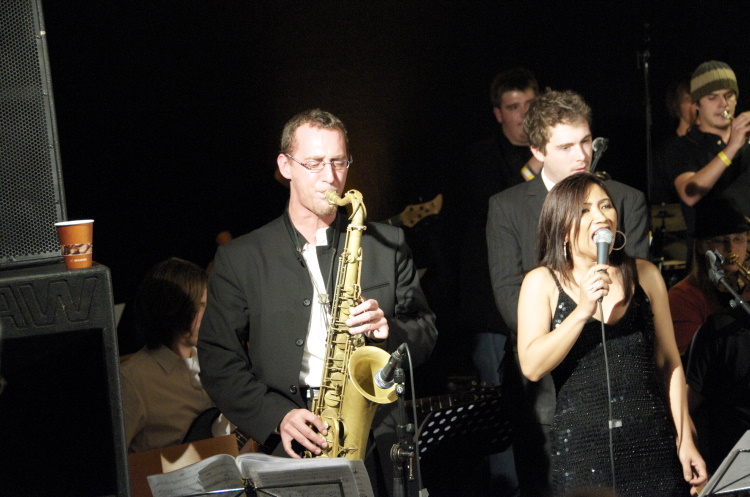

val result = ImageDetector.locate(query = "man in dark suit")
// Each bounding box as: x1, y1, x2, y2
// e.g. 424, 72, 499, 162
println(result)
197, 109, 437, 463
459, 67, 540, 497
487, 90, 649, 496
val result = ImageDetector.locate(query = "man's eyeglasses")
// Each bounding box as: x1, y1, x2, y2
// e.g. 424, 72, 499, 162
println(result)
285, 153, 351, 173
707, 234, 748, 248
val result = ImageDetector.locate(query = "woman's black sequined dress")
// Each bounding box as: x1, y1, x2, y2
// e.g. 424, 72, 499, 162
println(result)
548, 273, 689, 496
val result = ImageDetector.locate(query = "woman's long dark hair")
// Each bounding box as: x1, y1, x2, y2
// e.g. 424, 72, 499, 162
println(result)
536, 173, 637, 303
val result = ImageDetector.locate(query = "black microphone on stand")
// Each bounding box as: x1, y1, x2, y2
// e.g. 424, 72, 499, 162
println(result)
590, 137, 609, 174
375, 343, 408, 389
706, 250, 750, 316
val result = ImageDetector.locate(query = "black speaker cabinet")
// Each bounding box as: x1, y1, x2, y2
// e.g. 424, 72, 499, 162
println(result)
0, 263, 129, 497
0, 0, 67, 269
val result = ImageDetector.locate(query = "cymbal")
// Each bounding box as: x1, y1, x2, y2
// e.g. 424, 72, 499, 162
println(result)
650, 203, 687, 233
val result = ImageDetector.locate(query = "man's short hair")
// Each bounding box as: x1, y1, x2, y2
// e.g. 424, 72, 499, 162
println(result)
490, 68, 539, 108
523, 89, 592, 153
280, 109, 349, 155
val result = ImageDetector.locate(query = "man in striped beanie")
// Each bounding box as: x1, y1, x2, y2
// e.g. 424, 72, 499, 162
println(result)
690, 60, 738, 103
666, 60, 750, 247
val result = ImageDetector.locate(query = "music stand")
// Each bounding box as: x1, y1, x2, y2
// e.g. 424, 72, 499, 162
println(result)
415, 390, 512, 459
183, 490, 246, 497
699, 430, 750, 496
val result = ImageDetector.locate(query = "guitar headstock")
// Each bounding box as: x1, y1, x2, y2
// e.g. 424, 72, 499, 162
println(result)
399, 193, 443, 228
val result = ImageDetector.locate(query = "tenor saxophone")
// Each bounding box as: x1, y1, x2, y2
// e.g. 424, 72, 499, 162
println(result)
306, 189, 397, 460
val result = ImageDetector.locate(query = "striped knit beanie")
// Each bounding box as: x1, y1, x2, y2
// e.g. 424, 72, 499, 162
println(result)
690, 60, 738, 102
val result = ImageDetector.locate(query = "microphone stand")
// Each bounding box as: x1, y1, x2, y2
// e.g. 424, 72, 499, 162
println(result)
707, 250, 750, 316
390, 366, 415, 497
637, 21, 654, 203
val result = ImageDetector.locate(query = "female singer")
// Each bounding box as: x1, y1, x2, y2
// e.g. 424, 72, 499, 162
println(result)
516, 173, 706, 496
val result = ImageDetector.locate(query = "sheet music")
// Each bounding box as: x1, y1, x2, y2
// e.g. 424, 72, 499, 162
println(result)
236, 454, 373, 497
147, 452, 374, 497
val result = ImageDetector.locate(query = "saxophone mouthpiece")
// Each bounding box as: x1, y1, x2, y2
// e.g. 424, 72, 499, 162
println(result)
325, 190, 340, 205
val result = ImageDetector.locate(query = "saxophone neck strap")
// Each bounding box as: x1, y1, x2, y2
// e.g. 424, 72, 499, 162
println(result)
283, 207, 344, 311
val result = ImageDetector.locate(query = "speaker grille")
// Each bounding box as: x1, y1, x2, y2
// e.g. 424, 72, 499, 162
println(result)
0, 0, 66, 268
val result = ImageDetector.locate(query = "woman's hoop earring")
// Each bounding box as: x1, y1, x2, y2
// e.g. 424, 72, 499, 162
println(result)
564, 242, 568, 259
613, 230, 627, 251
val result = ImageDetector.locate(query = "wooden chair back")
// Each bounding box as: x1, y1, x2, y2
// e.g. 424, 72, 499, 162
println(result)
127, 433, 239, 497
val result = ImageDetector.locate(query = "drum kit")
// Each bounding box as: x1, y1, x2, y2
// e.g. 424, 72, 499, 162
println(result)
650, 202, 688, 287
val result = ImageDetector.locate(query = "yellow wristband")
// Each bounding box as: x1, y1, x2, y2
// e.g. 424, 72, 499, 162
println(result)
718, 151, 732, 167
520, 164, 536, 181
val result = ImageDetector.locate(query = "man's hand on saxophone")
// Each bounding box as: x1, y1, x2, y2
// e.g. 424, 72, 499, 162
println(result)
279, 408, 328, 458
278, 296, 389, 459
345, 298, 390, 341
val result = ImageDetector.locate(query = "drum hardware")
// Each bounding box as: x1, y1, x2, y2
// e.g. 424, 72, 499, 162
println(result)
649, 203, 689, 288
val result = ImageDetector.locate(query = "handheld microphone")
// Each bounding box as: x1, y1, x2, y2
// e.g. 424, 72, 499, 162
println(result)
374, 343, 407, 389
593, 228, 613, 303
593, 228, 613, 267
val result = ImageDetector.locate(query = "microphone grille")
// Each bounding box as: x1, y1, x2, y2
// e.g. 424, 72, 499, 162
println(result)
593, 228, 614, 244
592, 137, 609, 153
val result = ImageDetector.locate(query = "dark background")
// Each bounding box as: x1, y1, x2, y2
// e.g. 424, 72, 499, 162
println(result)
16, 3, 747, 493
41, 1, 749, 302
40, 1, 750, 304
39, 1, 749, 381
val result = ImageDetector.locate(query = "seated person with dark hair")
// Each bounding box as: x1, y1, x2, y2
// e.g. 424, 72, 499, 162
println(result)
687, 305, 750, 474
120, 257, 230, 453
668, 196, 750, 356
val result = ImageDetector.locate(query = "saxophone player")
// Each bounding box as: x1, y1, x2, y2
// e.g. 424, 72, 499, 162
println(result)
197, 109, 437, 468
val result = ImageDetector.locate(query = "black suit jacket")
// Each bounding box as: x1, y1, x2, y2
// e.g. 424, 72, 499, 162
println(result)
198, 210, 437, 453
